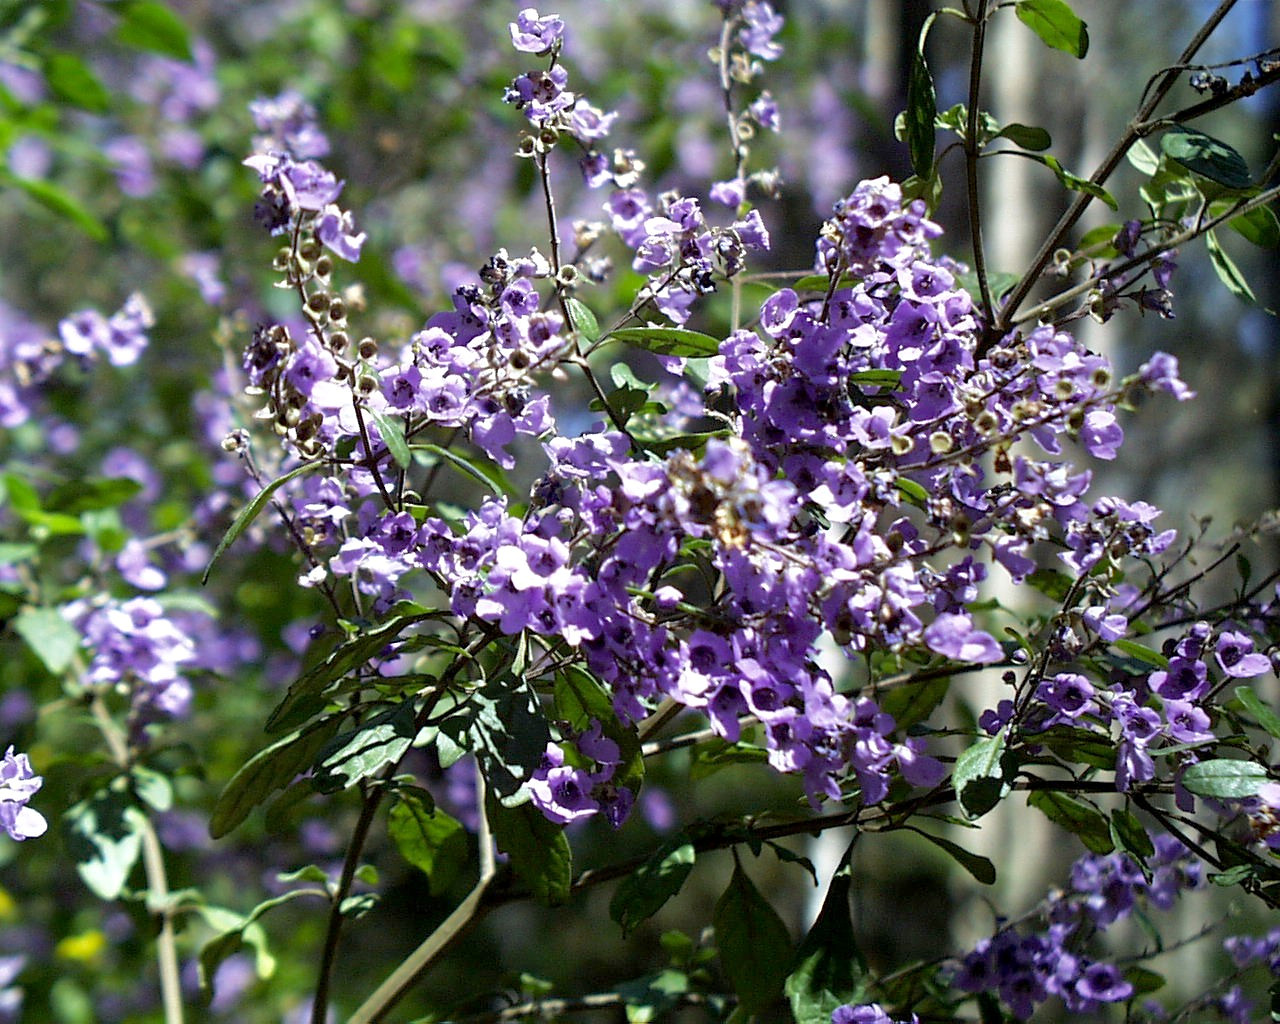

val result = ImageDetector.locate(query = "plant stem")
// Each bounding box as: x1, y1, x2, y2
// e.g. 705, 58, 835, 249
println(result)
965, 0, 995, 320
89, 693, 184, 1024
349, 876, 497, 1023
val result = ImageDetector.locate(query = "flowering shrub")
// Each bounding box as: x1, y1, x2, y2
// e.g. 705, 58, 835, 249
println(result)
0, 1, 1279, 1022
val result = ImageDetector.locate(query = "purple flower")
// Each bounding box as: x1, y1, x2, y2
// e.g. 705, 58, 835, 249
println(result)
1037, 673, 1097, 723
527, 745, 598, 824
738, 1, 784, 61
1215, 630, 1270, 678
1137, 351, 1193, 400
1073, 962, 1132, 1003
0, 747, 45, 841
315, 204, 366, 262
924, 613, 1002, 663
509, 8, 564, 54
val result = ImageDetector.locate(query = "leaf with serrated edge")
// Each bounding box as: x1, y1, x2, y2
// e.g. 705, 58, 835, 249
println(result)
210, 716, 342, 838
611, 840, 696, 936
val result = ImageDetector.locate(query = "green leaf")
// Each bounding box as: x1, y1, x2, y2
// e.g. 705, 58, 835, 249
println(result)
3, 174, 108, 241
1127, 139, 1161, 176
311, 702, 419, 794
714, 861, 793, 1016
1206, 229, 1257, 304
1209, 863, 1256, 887
565, 297, 600, 342
114, 1, 193, 61
1124, 966, 1166, 997
913, 830, 998, 883
785, 855, 867, 1024
955, 269, 1021, 303
1161, 126, 1251, 190
1180, 758, 1270, 799
903, 34, 935, 179
1236, 685, 1280, 740
1028, 791, 1114, 854
610, 840, 696, 936
42, 51, 111, 112
203, 461, 322, 584
609, 327, 721, 358
952, 730, 1012, 819
196, 907, 276, 999
365, 407, 411, 470
617, 969, 690, 1024
1028, 153, 1117, 209
439, 672, 551, 807
1026, 568, 1073, 601
131, 766, 173, 813
47, 477, 142, 513
689, 738, 769, 780
1110, 808, 1155, 861
1226, 204, 1280, 248
265, 612, 429, 733
485, 793, 572, 905
997, 123, 1052, 151
847, 369, 903, 390
1112, 639, 1168, 669
387, 791, 467, 895
1015, 0, 1089, 58
63, 792, 144, 900
12, 606, 81, 674
411, 443, 514, 497
1036, 725, 1117, 770
209, 716, 342, 838
880, 675, 949, 733
895, 477, 929, 507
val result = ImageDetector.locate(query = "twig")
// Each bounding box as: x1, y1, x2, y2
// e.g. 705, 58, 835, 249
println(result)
987, 0, 1240, 348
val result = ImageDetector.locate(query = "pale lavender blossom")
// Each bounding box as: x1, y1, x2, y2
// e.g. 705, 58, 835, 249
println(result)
0, 748, 45, 841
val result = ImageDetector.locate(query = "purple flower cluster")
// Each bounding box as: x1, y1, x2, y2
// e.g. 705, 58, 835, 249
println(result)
1012, 620, 1273, 793
0, 747, 45, 842
604, 188, 769, 323
954, 835, 1200, 1019
244, 91, 364, 262
527, 724, 629, 826
69, 597, 198, 736
0, 293, 153, 429
503, 7, 633, 195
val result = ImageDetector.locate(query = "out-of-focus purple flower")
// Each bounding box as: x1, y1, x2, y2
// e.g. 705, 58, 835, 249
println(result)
1137, 351, 1193, 400
117, 539, 167, 591
180, 252, 227, 306
738, 1, 784, 61
924, 613, 1002, 663
104, 135, 156, 198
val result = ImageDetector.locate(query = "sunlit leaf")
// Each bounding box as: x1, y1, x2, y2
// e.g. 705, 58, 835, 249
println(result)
1015, 0, 1089, 58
